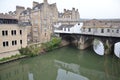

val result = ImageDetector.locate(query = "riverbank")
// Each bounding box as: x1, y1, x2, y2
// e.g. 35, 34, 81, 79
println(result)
0, 54, 27, 64
0, 37, 62, 64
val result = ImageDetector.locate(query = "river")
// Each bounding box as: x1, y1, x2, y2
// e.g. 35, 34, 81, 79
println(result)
0, 46, 120, 80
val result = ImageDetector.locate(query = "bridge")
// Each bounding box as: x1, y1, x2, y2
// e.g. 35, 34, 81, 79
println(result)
54, 20, 120, 58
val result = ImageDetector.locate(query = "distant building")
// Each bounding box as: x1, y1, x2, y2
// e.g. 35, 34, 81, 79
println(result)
58, 8, 80, 21
82, 19, 120, 37
0, 14, 27, 54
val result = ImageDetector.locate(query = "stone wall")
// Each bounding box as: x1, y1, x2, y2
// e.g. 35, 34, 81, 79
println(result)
0, 24, 27, 53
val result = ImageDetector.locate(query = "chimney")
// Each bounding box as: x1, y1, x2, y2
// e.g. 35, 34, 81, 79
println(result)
76, 9, 78, 12
64, 9, 66, 12
16, 6, 25, 14
33, 1, 39, 7
72, 8, 75, 11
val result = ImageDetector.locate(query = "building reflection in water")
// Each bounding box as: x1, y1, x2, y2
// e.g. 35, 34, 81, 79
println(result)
28, 73, 34, 80
54, 59, 120, 80
103, 55, 120, 80
0, 49, 120, 80
0, 61, 29, 80
54, 60, 89, 80
56, 69, 89, 80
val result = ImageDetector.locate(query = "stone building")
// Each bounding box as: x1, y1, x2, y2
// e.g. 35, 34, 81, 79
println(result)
58, 8, 80, 21
1, 0, 80, 43
82, 19, 120, 37
15, 6, 25, 19
0, 14, 27, 57
19, 0, 58, 43
7, 6, 25, 20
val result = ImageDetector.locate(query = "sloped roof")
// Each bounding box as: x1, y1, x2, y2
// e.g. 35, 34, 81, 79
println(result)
0, 13, 16, 19
57, 24, 74, 30
33, 3, 44, 10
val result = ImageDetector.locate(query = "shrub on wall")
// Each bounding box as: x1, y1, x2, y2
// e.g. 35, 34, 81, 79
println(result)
19, 37, 61, 57
42, 37, 61, 51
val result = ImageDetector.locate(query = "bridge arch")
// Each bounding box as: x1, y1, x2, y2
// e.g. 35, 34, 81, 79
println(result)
61, 34, 79, 47
114, 42, 120, 58
93, 39, 104, 55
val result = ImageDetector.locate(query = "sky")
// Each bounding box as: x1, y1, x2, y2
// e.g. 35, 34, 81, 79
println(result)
0, 0, 120, 19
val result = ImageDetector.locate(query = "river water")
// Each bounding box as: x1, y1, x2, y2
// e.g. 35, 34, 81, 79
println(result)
0, 46, 120, 80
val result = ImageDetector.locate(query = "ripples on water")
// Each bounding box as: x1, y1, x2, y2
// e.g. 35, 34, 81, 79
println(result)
0, 46, 120, 80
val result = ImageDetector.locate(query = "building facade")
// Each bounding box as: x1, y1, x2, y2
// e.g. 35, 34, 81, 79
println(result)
0, 14, 27, 54
82, 19, 120, 37
19, 0, 80, 43
0, 0, 80, 44
19, 0, 58, 43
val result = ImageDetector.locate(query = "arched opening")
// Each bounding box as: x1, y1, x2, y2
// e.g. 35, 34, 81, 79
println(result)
62, 35, 78, 47
114, 42, 120, 58
93, 39, 104, 56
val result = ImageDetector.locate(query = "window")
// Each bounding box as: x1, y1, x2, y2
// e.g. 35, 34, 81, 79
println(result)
64, 28, 66, 31
88, 28, 91, 32
107, 29, 110, 32
11, 30, 13, 35
3, 42, 5, 47
101, 29, 104, 33
12, 41, 14, 45
45, 33, 46, 37
3, 41, 9, 47
116, 29, 119, 33
12, 40, 17, 46
20, 40, 22, 44
68, 28, 70, 31
20, 30, 22, 35
11, 30, 16, 35
2, 30, 8, 36
15, 40, 17, 45
5, 31, 8, 35
14, 30, 16, 35
6, 41, 8, 46
2, 31, 4, 36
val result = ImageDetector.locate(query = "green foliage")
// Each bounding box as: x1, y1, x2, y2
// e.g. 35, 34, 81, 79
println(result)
29, 45, 42, 56
19, 37, 61, 57
42, 37, 61, 51
19, 46, 41, 57
0, 54, 21, 62
19, 47, 32, 56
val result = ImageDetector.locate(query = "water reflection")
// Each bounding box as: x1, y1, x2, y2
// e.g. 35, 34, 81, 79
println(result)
56, 69, 89, 80
114, 42, 120, 58
28, 73, 34, 80
93, 39, 104, 55
0, 46, 120, 80
54, 60, 80, 74
54, 60, 89, 80
54, 59, 120, 80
